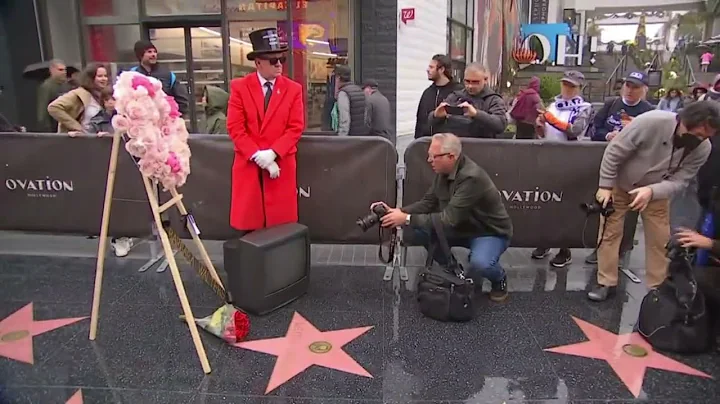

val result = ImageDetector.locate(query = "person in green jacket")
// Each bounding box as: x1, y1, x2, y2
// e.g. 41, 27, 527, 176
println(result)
203, 85, 229, 134
36, 59, 68, 132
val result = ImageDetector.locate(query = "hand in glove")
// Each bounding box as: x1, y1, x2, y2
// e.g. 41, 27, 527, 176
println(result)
266, 162, 281, 179
252, 149, 277, 169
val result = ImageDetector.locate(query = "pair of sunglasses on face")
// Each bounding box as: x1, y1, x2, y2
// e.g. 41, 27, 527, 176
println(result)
258, 56, 287, 65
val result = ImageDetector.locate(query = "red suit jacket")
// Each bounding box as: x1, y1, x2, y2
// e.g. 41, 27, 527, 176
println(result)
226, 73, 304, 231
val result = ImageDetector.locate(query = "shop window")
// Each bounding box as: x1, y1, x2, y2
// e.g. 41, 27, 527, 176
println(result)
292, 0, 351, 131
144, 0, 221, 16
85, 24, 142, 73
80, 0, 138, 17
447, 0, 474, 80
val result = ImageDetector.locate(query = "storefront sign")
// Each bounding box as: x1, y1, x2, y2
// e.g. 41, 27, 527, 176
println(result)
530, 0, 549, 24
219, 0, 310, 14
520, 23, 574, 64
400, 8, 415, 24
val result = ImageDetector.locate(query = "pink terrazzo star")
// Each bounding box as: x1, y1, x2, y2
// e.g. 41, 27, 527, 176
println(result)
545, 316, 713, 398
234, 312, 374, 394
66, 389, 83, 404
0, 303, 87, 365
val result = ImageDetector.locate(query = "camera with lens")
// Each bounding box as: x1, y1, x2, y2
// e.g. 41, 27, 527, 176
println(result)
580, 199, 615, 217
356, 204, 389, 232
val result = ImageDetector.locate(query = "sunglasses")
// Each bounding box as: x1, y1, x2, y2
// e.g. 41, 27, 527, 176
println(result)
259, 56, 286, 65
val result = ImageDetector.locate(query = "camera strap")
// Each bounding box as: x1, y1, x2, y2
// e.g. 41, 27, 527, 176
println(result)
377, 226, 397, 264
431, 213, 465, 279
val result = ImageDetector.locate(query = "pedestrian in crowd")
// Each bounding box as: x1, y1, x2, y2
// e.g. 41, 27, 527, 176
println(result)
657, 88, 684, 112
701, 51, 713, 73
414, 54, 463, 138
689, 83, 708, 104
47, 63, 109, 134
130, 40, 190, 117
589, 103, 718, 302
202, 85, 229, 135
429, 63, 507, 138
362, 79, 394, 144
698, 75, 720, 102
36, 59, 67, 133
531, 71, 592, 267
374, 133, 513, 302
508, 76, 542, 140
334, 64, 368, 136
84, 87, 116, 135
592, 71, 654, 142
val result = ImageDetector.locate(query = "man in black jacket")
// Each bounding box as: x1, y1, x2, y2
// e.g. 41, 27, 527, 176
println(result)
131, 40, 190, 116
429, 63, 508, 138
374, 133, 513, 302
414, 54, 463, 138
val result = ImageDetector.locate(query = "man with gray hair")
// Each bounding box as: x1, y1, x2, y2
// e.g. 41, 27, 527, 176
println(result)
374, 133, 513, 301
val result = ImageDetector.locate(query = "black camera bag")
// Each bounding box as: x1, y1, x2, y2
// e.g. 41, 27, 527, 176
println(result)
637, 248, 712, 353
416, 215, 476, 322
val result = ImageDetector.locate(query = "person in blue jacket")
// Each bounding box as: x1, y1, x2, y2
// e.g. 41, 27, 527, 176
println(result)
591, 71, 654, 142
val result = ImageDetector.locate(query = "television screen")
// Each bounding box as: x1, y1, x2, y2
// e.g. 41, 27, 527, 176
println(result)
264, 234, 308, 296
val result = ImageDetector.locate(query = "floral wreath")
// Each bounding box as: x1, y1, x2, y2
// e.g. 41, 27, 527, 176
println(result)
111, 71, 191, 190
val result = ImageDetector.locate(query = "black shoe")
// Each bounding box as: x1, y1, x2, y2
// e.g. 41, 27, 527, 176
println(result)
587, 285, 616, 302
490, 276, 508, 302
585, 250, 598, 264
551, 249, 572, 268
531, 248, 550, 259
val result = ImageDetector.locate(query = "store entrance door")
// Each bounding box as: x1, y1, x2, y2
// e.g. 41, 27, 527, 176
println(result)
144, 23, 227, 133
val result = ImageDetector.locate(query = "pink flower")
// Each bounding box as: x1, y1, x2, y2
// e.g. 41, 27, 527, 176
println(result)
166, 152, 181, 173
166, 96, 181, 118
112, 115, 130, 132
131, 75, 156, 97
125, 99, 153, 121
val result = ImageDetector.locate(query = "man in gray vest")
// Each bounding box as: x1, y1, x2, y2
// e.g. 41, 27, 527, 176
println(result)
335, 65, 369, 136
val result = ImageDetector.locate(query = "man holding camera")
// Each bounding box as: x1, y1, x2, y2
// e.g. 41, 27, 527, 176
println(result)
589, 102, 719, 301
428, 63, 507, 138
372, 133, 513, 301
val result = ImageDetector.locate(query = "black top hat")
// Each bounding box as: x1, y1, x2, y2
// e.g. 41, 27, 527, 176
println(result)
246, 28, 288, 61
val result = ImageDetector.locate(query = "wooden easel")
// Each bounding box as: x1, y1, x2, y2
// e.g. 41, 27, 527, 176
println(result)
88, 131, 225, 374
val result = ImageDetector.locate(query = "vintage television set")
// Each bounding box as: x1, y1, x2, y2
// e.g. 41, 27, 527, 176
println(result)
222, 223, 311, 316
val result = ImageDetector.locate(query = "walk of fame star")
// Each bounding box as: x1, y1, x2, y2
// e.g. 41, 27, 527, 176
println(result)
0, 303, 87, 365
66, 389, 83, 404
234, 312, 374, 394
544, 316, 713, 398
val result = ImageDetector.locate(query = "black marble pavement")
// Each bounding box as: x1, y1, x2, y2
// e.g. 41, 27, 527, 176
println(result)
0, 252, 718, 404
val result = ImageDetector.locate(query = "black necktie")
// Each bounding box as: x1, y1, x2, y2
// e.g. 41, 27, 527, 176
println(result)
264, 82, 273, 111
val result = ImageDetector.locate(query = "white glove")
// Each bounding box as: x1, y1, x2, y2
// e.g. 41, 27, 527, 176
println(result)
266, 162, 280, 179
252, 149, 277, 169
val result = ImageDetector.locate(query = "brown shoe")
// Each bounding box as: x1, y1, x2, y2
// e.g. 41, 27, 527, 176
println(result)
489, 276, 508, 302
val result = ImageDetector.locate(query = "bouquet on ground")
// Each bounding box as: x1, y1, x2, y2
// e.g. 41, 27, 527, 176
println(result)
111, 71, 191, 190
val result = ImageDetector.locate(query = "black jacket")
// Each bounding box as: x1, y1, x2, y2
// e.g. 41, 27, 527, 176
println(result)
402, 154, 513, 239
130, 65, 190, 116
415, 80, 463, 138
428, 87, 508, 138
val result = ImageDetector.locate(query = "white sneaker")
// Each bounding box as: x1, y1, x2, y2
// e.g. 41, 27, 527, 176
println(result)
111, 237, 134, 257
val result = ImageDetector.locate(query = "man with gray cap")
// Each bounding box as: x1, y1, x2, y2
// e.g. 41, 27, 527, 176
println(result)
335, 65, 369, 136
531, 70, 593, 267
362, 79, 394, 144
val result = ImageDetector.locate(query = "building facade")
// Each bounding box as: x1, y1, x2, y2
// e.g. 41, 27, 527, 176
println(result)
2, 0, 520, 138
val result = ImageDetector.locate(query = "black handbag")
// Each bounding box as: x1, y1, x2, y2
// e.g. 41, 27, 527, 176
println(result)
637, 246, 712, 353
416, 214, 476, 322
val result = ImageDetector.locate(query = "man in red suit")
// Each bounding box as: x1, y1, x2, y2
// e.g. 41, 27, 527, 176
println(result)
226, 28, 305, 231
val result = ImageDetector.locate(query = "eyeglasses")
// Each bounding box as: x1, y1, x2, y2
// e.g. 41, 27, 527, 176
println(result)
260, 56, 286, 65
428, 152, 451, 160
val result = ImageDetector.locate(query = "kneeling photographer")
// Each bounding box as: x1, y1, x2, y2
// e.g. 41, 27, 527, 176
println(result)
589, 102, 719, 302
371, 133, 513, 302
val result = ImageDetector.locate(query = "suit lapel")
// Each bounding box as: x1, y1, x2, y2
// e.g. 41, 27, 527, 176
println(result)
248, 73, 265, 122
261, 76, 288, 132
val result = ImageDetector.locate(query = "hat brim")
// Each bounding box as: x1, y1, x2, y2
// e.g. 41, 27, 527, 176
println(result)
561, 78, 582, 87
246, 47, 288, 61
624, 78, 647, 87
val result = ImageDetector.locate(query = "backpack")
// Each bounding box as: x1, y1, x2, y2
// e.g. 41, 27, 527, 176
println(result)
583, 98, 619, 140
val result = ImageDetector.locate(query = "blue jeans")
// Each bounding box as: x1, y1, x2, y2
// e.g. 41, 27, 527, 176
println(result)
410, 227, 509, 283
